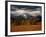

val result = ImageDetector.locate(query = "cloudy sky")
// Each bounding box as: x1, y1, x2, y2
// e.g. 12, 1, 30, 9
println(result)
11, 5, 41, 18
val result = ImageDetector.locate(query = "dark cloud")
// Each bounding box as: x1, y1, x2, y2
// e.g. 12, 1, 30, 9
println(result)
11, 5, 41, 11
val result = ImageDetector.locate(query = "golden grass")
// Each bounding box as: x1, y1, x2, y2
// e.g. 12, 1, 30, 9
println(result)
10, 19, 41, 32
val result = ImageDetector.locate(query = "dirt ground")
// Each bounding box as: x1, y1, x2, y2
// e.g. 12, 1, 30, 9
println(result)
10, 19, 42, 32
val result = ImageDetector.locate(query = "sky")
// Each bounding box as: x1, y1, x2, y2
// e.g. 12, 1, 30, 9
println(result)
11, 5, 42, 18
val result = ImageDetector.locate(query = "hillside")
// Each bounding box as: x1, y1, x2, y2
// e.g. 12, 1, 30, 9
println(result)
10, 16, 41, 32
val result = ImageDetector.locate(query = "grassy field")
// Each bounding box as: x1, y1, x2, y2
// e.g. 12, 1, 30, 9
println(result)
10, 19, 42, 32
